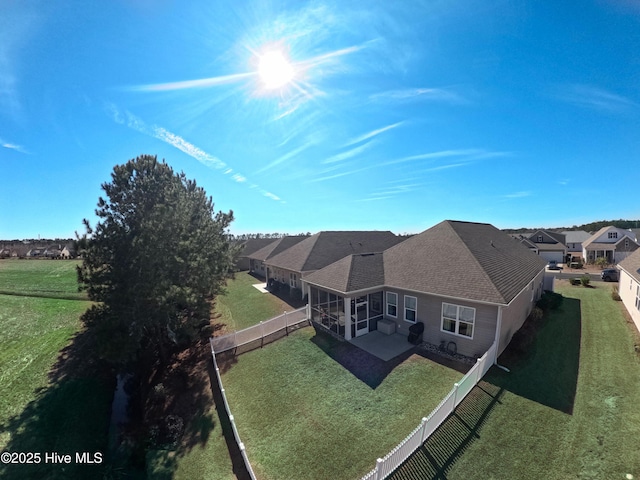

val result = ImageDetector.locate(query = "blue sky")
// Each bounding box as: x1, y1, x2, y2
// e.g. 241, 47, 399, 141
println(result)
2, 1, 639, 239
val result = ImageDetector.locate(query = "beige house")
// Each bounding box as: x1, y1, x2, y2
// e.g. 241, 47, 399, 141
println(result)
303, 221, 547, 358
617, 249, 640, 334
582, 226, 639, 264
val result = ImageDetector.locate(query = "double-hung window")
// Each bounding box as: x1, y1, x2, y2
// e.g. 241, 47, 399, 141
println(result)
404, 295, 417, 323
386, 292, 397, 317
289, 272, 297, 288
635, 285, 640, 312
441, 303, 476, 338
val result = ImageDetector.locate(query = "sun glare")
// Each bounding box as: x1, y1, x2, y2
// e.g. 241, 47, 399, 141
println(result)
258, 50, 295, 89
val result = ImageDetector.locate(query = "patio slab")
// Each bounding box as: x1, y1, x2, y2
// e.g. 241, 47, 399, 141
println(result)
349, 331, 415, 361
252, 283, 268, 293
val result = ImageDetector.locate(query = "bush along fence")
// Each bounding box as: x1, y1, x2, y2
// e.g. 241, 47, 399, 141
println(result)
361, 341, 498, 480
210, 305, 310, 354
209, 338, 258, 480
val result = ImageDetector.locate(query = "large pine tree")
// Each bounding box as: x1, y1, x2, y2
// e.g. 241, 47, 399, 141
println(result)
77, 155, 237, 369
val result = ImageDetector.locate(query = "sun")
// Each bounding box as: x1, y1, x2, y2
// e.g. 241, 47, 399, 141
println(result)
257, 50, 295, 90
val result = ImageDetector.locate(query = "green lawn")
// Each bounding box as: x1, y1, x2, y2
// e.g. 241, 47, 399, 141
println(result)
0, 259, 87, 300
220, 327, 464, 480
214, 271, 298, 332
0, 260, 111, 480
391, 281, 640, 480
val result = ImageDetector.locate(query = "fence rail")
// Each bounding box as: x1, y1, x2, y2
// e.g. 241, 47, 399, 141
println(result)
362, 341, 498, 480
211, 306, 309, 353
209, 339, 257, 480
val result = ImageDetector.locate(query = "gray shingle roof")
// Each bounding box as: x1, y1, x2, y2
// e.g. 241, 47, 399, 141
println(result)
237, 238, 278, 257
562, 230, 591, 243
267, 231, 401, 274
306, 221, 546, 304
304, 252, 385, 293
247, 236, 309, 261
618, 248, 640, 283
383, 221, 546, 304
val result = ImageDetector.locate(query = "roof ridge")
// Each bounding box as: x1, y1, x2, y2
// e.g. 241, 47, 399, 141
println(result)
446, 221, 509, 304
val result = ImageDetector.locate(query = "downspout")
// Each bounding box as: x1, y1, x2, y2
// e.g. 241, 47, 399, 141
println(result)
493, 305, 510, 373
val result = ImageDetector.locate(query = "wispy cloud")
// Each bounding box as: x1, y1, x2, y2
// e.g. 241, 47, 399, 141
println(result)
344, 121, 404, 147
369, 87, 466, 104
123, 72, 255, 92
322, 140, 376, 164
553, 84, 638, 112
105, 103, 284, 202
383, 149, 484, 166
1, 139, 29, 154
503, 191, 532, 199
256, 142, 312, 174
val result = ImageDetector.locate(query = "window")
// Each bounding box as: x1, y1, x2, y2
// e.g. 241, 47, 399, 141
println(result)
404, 295, 417, 323
608, 232, 618, 239
289, 272, 297, 288
625, 239, 629, 248
537, 235, 543, 242
386, 292, 397, 317
441, 303, 476, 338
635, 285, 640, 312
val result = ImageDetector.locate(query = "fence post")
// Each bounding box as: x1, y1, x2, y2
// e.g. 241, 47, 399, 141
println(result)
452, 382, 460, 406
260, 321, 264, 348
374, 458, 384, 480
419, 417, 429, 443
284, 310, 288, 335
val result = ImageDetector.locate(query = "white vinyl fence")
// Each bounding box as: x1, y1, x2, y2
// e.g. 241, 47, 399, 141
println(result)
209, 338, 257, 480
211, 305, 309, 353
361, 341, 498, 480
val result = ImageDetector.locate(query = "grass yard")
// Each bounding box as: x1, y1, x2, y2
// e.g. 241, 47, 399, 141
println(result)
0, 259, 87, 300
147, 270, 301, 480
392, 281, 640, 480
214, 271, 299, 332
220, 327, 465, 480
0, 259, 112, 479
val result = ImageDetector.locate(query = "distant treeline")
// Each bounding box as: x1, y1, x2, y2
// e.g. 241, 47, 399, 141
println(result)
504, 219, 640, 234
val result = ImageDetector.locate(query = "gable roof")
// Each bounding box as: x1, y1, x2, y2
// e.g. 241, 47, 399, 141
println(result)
304, 252, 385, 293
528, 230, 566, 245
247, 236, 309, 262
237, 238, 278, 257
562, 230, 591, 243
618, 248, 640, 283
583, 226, 635, 248
305, 220, 546, 305
266, 231, 401, 274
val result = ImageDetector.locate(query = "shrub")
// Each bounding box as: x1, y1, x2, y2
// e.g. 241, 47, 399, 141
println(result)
595, 257, 608, 269
290, 287, 302, 301
611, 287, 621, 301
570, 278, 581, 286
537, 291, 563, 311
580, 274, 591, 287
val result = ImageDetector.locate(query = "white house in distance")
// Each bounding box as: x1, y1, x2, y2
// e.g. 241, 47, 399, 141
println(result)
617, 248, 640, 334
582, 226, 639, 264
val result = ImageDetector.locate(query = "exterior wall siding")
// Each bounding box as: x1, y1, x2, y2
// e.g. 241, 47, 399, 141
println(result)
383, 288, 499, 358
619, 271, 640, 334
498, 270, 545, 355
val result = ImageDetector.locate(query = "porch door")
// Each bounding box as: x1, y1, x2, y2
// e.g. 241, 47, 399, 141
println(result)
354, 296, 369, 337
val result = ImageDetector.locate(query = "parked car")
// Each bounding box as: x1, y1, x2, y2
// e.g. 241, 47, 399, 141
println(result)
601, 269, 619, 282
547, 260, 561, 270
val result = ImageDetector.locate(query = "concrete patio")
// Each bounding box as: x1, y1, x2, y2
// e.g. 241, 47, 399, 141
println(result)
349, 331, 415, 361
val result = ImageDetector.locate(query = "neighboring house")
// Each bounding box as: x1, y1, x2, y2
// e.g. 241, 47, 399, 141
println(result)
561, 230, 591, 254
60, 245, 73, 259
582, 226, 640, 264
264, 231, 403, 293
303, 221, 547, 358
0, 248, 11, 258
247, 235, 309, 278
26, 248, 44, 257
513, 235, 538, 254
527, 230, 567, 264
235, 238, 278, 271
617, 248, 640, 334
43, 245, 62, 258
